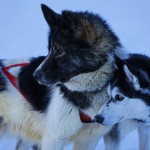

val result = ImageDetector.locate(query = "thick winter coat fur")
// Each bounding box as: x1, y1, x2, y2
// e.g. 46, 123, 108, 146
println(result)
0, 4, 127, 150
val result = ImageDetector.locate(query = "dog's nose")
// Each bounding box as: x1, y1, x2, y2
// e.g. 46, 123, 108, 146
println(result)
33, 70, 43, 81
94, 115, 104, 124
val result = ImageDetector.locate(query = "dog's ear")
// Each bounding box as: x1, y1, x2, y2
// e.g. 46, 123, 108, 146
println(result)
139, 70, 150, 87
41, 4, 60, 27
140, 70, 149, 82
123, 64, 139, 85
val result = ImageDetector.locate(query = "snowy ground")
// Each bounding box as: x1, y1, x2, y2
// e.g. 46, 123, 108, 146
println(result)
0, 129, 139, 150
0, 0, 150, 149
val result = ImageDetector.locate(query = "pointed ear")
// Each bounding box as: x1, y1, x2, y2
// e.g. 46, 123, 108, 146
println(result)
41, 4, 60, 27
140, 70, 150, 83
124, 64, 138, 84
140, 70, 150, 81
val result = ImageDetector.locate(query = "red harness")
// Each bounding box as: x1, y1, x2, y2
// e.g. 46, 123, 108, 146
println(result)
2, 63, 92, 123
2, 63, 30, 98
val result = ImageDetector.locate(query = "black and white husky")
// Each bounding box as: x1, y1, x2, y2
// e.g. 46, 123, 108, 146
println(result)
95, 54, 150, 149
0, 4, 130, 150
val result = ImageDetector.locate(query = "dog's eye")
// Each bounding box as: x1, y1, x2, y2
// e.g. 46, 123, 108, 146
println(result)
115, 94, 124, 101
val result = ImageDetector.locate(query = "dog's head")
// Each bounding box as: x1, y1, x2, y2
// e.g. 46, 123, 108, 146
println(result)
34, 4, 121, 86
94, 59, 150, 126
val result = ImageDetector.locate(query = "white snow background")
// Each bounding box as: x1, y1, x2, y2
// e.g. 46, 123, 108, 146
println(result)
0, 0, 150, 149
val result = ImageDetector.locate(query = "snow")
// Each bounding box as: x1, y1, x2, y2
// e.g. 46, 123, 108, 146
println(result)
0, 0, 150, 149
0, 129, 139, 150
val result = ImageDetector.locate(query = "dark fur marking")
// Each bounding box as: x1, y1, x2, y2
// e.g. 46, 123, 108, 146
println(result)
105, 124, 120, 143
59, 84, 91, 109
18, 57, 51, 112
126, 54, 150, 76
116, 75, 150, 105
125, 54, 150, 89
112, 54, 150, 105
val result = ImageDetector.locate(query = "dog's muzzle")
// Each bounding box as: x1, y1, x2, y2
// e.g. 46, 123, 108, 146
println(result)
33, 70, 43, 82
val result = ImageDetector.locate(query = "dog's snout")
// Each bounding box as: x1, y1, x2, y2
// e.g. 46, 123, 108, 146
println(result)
33, 70, 43, 81
94, 115, 104, 124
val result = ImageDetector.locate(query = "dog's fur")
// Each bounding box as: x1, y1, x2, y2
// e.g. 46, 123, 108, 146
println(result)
33, 4, 123, 150
0, 4, 130, 150
95, 54, 150, 125
95, 54, 150, 149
